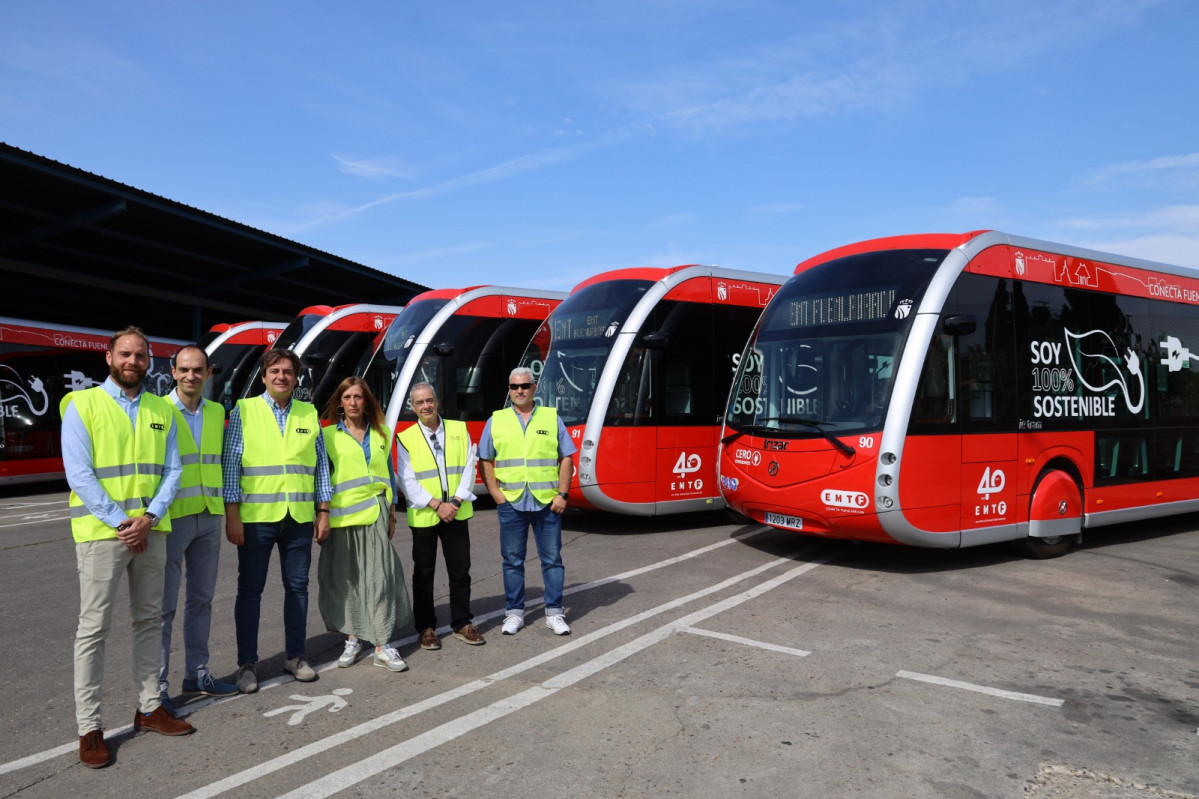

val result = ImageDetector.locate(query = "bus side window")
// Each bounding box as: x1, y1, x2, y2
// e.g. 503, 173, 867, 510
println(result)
912, 334, 954, 424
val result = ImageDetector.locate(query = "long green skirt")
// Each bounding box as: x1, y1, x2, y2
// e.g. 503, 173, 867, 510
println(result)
317, 496, 413, 645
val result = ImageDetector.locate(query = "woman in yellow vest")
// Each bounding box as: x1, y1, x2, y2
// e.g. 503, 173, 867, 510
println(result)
317, 377, 413, 672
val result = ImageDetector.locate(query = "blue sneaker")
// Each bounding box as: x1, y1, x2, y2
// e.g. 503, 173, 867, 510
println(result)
158, 690, 178, 717
182, 672, 240, 697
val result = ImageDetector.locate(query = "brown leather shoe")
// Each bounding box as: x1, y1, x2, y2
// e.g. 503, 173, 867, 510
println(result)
453, 623, 485, 646
419, 627, 441, 650
134, 705, 195, 736
79, 730, 112, 768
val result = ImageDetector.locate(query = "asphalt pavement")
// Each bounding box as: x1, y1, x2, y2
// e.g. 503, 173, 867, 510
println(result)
1, 484, 1196, 798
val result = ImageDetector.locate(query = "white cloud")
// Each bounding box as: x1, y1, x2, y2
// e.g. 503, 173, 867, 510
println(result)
1059, 204, 1199, 231
652, 212, 696, 228
750, 202, 805, 214
1077, 153, 1199, 189
332, 155, 414, 182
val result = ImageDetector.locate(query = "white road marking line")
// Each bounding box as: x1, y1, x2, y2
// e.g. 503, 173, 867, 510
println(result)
277, 556, 830, 799
0, 526, 779, 777
896, 670, 1064, 707
394, 527, 771, 647
178, 550, 826, 799
679, 626, 811, 658
0, 513, 70, 530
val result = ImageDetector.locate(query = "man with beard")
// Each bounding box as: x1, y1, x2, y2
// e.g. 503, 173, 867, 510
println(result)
61, 327, 191, 769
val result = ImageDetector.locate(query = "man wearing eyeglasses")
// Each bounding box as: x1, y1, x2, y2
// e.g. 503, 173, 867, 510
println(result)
479, 367, 576, 636
396, 382, 484, 650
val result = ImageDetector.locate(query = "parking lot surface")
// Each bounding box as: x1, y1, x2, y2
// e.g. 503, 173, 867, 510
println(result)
1, 486, 1195, 798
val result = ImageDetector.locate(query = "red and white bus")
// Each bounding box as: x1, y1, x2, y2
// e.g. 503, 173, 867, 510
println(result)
199, 321, 284, 410
517, 265, 786, 515
366, 285, 565, 447
243, 304, 402, 410
0, 317, 184, 485
720, 231, 1199, 557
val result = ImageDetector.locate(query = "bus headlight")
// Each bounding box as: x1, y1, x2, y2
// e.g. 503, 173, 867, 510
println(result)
880, 452, 896, 465
878, 474, 893, 487
878, 496, 894, 509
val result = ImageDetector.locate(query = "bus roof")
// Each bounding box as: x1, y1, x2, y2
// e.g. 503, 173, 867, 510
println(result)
202, 320, 285, 350
794, 232, 992, 274
569, 265, 709, 293
0, 316, 187, 352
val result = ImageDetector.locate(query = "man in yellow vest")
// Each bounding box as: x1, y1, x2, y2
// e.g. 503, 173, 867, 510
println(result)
158, 345, 239, 716
61, 327, 192, 769
479, 367, 576, 636
222, 348, 331, 692
397, 382, 484, 650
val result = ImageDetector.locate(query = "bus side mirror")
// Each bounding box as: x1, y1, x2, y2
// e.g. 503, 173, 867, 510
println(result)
640, 332, 669, 349
943, 314, 976, 336
434, 342, 455, 356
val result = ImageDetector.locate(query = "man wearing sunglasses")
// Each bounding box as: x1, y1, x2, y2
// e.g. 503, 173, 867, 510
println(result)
479, 367, 576, 636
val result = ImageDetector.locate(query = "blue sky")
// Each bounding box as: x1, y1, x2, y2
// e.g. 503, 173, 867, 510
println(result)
3, 1, 1198, 298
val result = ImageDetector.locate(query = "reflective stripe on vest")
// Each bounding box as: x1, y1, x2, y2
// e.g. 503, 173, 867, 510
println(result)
169, 399, 225, 518
322, 424, 394, 528
398, 419, 475, 528
489, 406, 560, 504
63, 387, 174, 542
237, 397, 319, 523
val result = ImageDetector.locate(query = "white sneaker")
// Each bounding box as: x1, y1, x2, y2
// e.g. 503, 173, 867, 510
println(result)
374, 646, 408, 672
545, 614, 571, 635
501, 614, 525, 635
338, 638, 362, 668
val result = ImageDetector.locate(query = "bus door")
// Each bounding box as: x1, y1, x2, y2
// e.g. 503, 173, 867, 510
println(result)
951, 271, 1019, 533
647, 282, 722, 508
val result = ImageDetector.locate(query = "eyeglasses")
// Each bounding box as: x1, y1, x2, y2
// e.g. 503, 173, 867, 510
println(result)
508, 382, 533, 390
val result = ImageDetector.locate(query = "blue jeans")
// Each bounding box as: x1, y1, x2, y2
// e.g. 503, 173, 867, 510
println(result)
497, 502, 564, 615
160, 510, 223, 691
234, 516, 313, 663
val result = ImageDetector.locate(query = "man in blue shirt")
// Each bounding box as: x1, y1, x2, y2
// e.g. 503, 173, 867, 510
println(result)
158, 345, 239, 715
479, 367, 577, 636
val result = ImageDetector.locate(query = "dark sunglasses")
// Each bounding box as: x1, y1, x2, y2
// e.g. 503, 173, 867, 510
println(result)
508, 382, 533, 390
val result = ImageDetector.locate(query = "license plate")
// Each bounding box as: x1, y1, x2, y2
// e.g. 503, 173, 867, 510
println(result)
765, 512, 803, 530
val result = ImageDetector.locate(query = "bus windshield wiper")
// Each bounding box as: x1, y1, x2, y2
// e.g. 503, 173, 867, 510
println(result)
786, 419, 856, 458
722, 417, 855, 458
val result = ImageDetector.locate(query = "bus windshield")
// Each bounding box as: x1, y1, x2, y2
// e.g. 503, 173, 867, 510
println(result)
727, 249, 948, 437
360, 299, 449, 411
523, 279, 652, 426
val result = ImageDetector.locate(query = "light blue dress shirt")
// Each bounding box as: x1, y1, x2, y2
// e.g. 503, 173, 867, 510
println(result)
61, 377, 183, 529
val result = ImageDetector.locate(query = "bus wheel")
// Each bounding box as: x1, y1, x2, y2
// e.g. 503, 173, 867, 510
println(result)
1019, 470, 1082, 559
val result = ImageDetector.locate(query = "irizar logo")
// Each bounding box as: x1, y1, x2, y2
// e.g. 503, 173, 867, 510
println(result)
894, 299, 914, 319
821, 489, 869, 510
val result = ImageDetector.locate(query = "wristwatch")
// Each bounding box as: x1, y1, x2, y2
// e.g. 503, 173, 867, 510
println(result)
558, 491, 569, 499
449, 498, 463, 508
144, 512, 159, 525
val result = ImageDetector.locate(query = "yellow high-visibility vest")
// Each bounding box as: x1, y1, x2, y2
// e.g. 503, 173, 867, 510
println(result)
169, 398, 225, 518
61, 387, 173, 542
398, 419, 475, 528
489, 406, 560, 505
322, 423, 393, 528
236, 396, 319, 523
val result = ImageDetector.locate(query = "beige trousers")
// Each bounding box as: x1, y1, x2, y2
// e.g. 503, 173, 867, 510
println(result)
74, 534, 167, 735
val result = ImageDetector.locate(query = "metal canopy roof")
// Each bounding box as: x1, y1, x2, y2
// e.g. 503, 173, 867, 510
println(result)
0, 142, 426, 342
